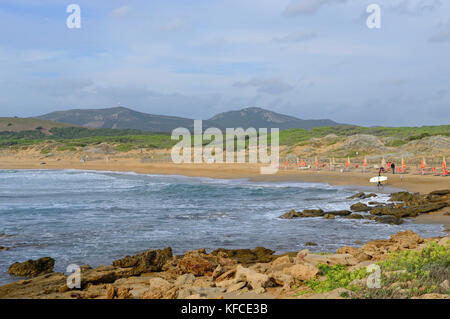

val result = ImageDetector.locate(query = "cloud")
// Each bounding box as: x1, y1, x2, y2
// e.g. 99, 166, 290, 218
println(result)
273, 30, 317, 43
111, 6, 130, 17
161, 19, 187, 32
390, 0, 442, 16
283, 0, 347, 17
429, 19, 450, 43
233, 78, 294, 95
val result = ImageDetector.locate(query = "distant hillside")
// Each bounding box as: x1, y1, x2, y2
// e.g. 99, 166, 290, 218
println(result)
0, 117, 76, 134
37, 106, 341, 132
208, 107, 340, 130
38, 107, 218, 133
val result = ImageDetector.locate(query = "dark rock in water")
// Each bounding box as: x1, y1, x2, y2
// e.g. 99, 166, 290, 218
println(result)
374, 216, 404, 225
325, 210, 352, 216
323, 214, 335, 219
348, 192, 377, 199
370, 202, 447, 218
279, 208, 324, 219
368, 201, 382, 206
305, 242, 318, 246
279, 209, 301, 219
0, 246, 9, 251
364, 215, 378, 220
428, 189, 450, 196
301, 209, 324, 217
211, 247, 275, 264
345, 214, 364, 219
389, 191, 423, 204
350, 202, 370, 212
8, 257, 55, 277
112, 247, 172, 275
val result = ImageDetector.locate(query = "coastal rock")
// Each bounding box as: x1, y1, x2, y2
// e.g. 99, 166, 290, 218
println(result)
428, 189, 450, 196
141, 277, 174, 299
336, 247, 370, 262
8, 257, 55, 277
279, 209, 301, 219
81, 265, 133, 288
112, 247, 173, 275
174, 273, 196, 288
235, 265, 271, 290
369, 202, 447, 218
324, 210, 352, 216
375, 215, 404, 225
226, 281, 246, 293
295, 249, 310, 264
211, 247, 275, 264
270, 271, 294, 288
348, 193, 376, 200
323, 214, 335, 219
283, 264, 318, 282
0, 272, 66, 298
360, 230, 424, 260
345, 214, 364, 219
178, 249, 218, 276
0, 246, 9, 251
271, 255, 294, 272
305, 242, 318, 246
301, 209, 325, 217
350, 203, 369, 212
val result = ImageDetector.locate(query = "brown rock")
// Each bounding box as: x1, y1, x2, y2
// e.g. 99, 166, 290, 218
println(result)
112, 247, 173, 275
105, 284, 116, 299
8, 257, 55, 277
350, 203, 369, 212
284, 264, 318, 281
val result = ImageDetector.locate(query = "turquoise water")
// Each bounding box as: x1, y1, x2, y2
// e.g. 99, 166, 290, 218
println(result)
0, 169, 445, 285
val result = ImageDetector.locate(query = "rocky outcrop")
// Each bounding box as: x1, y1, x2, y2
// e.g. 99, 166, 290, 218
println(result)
8, 257, 55, 277
112, 247, 173, 275
350, 203, 369, 212
210, 247, 275, 264
348, 192, 377, 199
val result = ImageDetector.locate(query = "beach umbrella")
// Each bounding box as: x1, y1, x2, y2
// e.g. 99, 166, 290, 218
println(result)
402, 156, 406, 172
301, 159, 306, 167
420, 158, 425, 169
363, 157, 367, 167
315, 157, 319, 168
443, 157, 447, 171
346, 157, 350, 167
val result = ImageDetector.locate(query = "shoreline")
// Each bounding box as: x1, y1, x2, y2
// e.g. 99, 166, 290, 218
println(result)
0, 159, 449, 230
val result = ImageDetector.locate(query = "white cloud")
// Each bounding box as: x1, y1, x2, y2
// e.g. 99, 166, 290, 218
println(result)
111, 6, 130, 17
161, 19, 187, 32
283, 0, 347, 17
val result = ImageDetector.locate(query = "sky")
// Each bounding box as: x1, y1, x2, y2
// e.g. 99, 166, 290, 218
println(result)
0, 0, 449, 126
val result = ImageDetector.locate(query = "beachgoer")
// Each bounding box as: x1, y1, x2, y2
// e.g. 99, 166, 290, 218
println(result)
391, 162, 395, 174
377, 167, 384, 189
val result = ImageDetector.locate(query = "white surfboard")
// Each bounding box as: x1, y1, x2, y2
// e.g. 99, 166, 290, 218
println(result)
370, 176, 388, 183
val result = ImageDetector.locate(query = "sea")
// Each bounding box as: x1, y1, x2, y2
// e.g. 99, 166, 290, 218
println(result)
0, 169, 445, 285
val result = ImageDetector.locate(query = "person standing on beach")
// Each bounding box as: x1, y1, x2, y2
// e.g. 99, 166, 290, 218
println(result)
377, 167, 384, 189
391, 162, 395, 174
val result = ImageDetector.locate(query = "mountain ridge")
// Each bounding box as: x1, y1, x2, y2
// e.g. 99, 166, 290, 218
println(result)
37, 106, 342, 133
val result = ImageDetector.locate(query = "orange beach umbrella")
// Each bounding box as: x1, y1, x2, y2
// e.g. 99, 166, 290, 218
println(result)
315, 157, 319, 168
346, 157, 350, 167
363, 157, 367, 167
443, 157, 447, 171
420, 158, 426, 169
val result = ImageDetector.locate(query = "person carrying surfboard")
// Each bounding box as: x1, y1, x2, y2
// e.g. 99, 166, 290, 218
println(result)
377, 167, 384, 189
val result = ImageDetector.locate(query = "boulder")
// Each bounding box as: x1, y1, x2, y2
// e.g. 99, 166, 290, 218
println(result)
0, 246, 9, 251
305, 242, 318, 246
8, 257, 55, 277
375, 215, 404, 225
324, 210, 352, 216
235, 265, 271, 290
178, 251, 217, 277
295, 249, 310, 264
350, 203, 369, 212
279, 209, 301, 219
141, 277, 174, 299
112, 247, 172, 275
211, 247, 275, 264
271, 255, 293, 271
283, 264, 318, 282
345, 214, 364, 219
348, 192, 376, 199
174, 273, 196, 288
323, 214, 335, 219
81, 265, 133, 288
